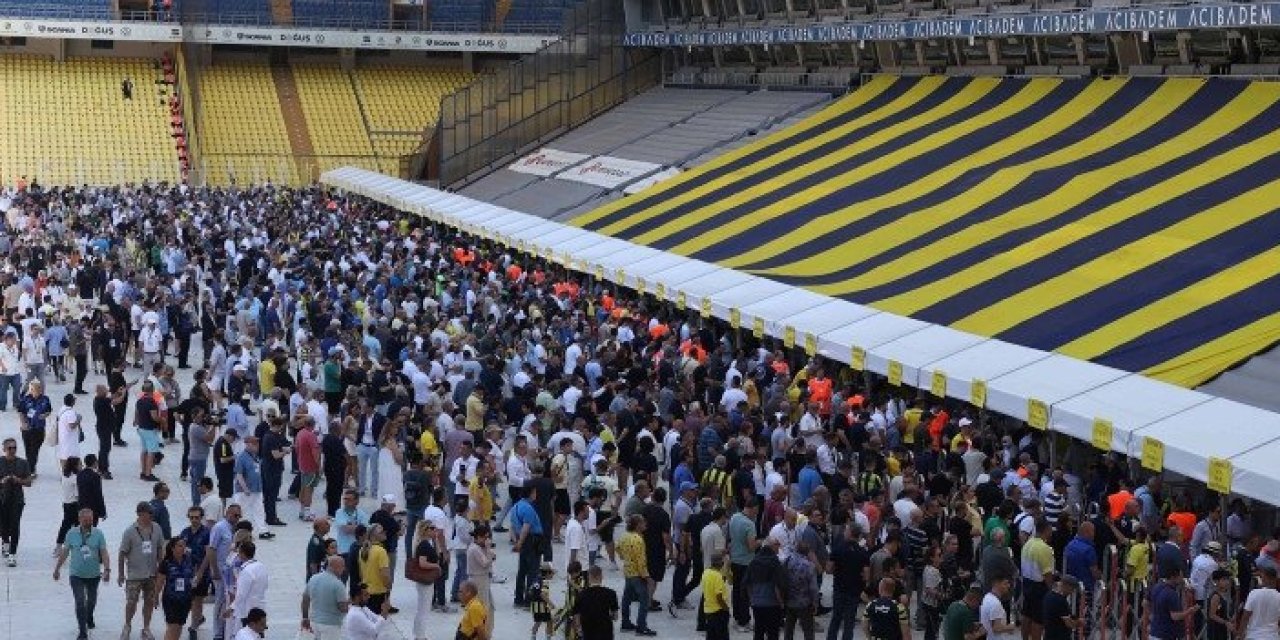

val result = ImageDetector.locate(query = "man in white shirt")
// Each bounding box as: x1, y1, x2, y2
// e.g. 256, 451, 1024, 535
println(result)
55, 395, 82, 462
227, 542, 269, 640
233, 608, 268, 640
139, 315, 163, 375
798, 402, 823, 450
342, 584, 391, 640
1241, 565, 1280, 640
565, 500, 587, 569
719, 378, 748, 413
981, 576, 1020, 640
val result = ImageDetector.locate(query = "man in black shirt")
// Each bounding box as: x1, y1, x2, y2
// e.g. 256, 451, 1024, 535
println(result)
641, 487, 673, 610
1042, 575, 1080, 640
135, 381, 162, 481
260, 418, 291, 526
320, 426, 347, 517
305, 516, 331, 580
829, 522, 871, 640
573, 565, 618, 640
0, 437, 32, 565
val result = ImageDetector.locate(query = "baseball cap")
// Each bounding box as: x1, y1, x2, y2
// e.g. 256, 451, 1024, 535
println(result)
679, 481, 698, 494
381, 494, 396, 504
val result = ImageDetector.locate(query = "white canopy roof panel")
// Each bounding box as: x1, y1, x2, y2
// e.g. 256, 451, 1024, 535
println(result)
866, 325, 987, 386
1052, 376, 1214, 454
919, 340, 1052, 415
1129, 400, 1280, 495
986, 355, 1129, 423
740, 288, 833, 338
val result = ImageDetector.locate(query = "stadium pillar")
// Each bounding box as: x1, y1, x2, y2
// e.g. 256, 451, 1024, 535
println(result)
1176, 32, 1192, 65
985, 39, 999, 66
1109, 33, 1147, 73
338, 49, 355, 73
54, 39, 66, 62
873, 42, 899, 69
463, 52, 475, 74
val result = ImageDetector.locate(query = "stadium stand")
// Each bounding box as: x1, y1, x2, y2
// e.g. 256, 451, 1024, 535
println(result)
0, 0, 111, 18
353, 65, 473, 174
500, 0, 572, 31
459, 87, 830, 219
195, 61, 298, 185
290, 63, 376, 174
181, 0, 273, 22
0, 56, 179, 185
573, 75, 1280, 388
429, 0, 486, 31
291, 0, 387, 27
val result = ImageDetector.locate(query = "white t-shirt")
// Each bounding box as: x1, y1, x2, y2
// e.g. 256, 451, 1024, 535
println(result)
1245, 587, 1280, 640
56, 408, 81, 460
564, 518, 585, 566
200, 493, 223, 525
980, 593, 1018, 640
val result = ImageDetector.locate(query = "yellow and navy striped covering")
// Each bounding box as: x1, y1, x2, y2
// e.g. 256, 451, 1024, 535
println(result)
575, 76, 1280, 388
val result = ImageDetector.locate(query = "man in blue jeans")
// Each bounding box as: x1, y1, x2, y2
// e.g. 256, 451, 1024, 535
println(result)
619, 514, 657, 636
511, 484, 544, 607
0, 330, 23, 411
53, 507, 111, 640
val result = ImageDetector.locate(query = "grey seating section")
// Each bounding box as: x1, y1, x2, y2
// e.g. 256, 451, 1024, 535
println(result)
459, 87, 832, 220
1199, 347, 1280, 413
1231, 63, 1280, 76
457, 169, 541, 202
489, 178, 606, 218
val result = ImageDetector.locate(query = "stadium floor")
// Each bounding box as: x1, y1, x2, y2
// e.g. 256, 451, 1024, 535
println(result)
575, 75, 1280, 388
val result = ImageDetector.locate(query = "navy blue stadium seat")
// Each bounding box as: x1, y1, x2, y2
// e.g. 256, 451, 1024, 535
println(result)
0, 0, 112, 19
177, 0, 272, 22
430, 0, 486, 31
502, 0, 572, 32
293, 0, 389, 28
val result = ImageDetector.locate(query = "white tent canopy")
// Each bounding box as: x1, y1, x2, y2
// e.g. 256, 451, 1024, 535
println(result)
323, 167, 1280, 506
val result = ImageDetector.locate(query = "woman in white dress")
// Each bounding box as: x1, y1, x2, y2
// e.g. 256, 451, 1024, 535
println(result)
376, 424, 404, 512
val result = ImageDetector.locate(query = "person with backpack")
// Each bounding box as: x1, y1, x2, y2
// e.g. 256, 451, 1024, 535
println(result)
865, 577, 909, 640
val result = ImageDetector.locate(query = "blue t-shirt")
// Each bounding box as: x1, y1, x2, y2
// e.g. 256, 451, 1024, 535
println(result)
333, 507, 369, 554
1064, 536, 1099, 591
65, 527, 107, 579
511, 499, 543, 536
161, 556, 195, 600
208, 520, 235, 581
797, 466, 822, 504
1149, 581, 1184, 640
234, 450, 262, 493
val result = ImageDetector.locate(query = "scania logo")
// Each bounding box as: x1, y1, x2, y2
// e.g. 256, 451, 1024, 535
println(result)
315, 34, 324, 43
121, 26, 132, 36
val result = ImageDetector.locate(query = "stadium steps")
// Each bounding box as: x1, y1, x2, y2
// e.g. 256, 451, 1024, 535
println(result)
270, 0, 293, 25
269, 63, 317, 181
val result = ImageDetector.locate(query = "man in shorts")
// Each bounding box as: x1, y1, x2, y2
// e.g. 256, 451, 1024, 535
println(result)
119, 501, 165, 640
135, 381, 163, 482
294, 415, 322, 521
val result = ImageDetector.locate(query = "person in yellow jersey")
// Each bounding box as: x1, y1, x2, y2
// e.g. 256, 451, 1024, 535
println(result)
356, 524, 392, 614
457, 580, 491, 640
469, 458, 495, 523
1019, 519, 1056, 640
702, 551, 730, 640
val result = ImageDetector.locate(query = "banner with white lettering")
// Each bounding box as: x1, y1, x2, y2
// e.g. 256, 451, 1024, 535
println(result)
622, 167, 680, 194
622, 1, 1279, 46
0, 18, 554, 53
508, 148, 590, 177
559, 156, 664, 189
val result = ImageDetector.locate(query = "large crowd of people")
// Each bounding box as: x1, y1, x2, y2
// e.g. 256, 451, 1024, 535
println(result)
0, 180, 1278, 640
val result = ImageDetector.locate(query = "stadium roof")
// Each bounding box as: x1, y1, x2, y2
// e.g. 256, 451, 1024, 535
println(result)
323, 166, 1280, 505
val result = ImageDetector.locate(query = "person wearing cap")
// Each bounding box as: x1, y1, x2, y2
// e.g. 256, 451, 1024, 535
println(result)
1190, 540, 1222, 614
233, 607, 267, 640
233, 435, 269, 539
119, 500, 165, 640
139, 313, 163, 377
670, 480, 700, 614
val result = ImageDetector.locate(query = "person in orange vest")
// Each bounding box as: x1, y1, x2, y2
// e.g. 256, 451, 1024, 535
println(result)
1166, 495, 1197, 553
806, 369, 833, 417
1106, 479, 1134, 521
600, 290, 615, 313
505, 262, 523, 282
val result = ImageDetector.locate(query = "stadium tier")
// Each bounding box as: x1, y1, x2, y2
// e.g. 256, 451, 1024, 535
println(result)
290, 63, 376, 175
195, 61, 299, 186
575, 75, 1280, 388
430, 0, 486, 30
353, 64, 473, 173
0, 0, 111, 18
0, 56, 179, 186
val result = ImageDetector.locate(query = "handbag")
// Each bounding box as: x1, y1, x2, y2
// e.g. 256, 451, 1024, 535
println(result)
405, 547, 441, 585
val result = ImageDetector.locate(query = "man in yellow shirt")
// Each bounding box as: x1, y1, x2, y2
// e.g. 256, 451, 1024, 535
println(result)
618, 514, 656, 635
457, 580, 490, 640
258, 353, 277, 396
418, 427, 440, 467
469, 459, 495, 522
465, 387, 485, 435
702, 551, 731, 640
1019, 519, 1056, 640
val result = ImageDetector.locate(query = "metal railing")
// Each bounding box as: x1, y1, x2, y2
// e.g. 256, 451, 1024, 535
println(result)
428, 0, 662, 186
